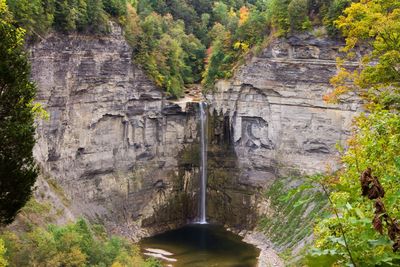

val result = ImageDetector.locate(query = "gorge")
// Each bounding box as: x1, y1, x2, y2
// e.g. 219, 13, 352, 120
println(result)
27, 24, 360, 265
2, 1, 400, 266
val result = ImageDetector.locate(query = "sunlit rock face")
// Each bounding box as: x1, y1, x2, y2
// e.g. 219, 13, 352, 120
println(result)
31, 26, 199, 239
208, 34, 361, 187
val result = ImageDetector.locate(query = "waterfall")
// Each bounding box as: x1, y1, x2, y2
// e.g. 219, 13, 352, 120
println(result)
198, 102, 208, 224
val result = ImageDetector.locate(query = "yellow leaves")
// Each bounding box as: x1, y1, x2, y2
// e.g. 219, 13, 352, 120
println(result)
325, 65, 355, 103
228, 8, 236, 19
332, 0, 400, 106
31, 102, 49, 120
0, 239, 7, 267
233, 41, 249, 52
331, 192, 351, 207
0, 0, 7, 15
111, 262, 124, 267
125, 3, 142, 47
50, 247, 87, 267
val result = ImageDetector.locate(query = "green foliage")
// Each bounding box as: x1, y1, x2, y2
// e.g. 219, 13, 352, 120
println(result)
6, 0, 54, 39
308, 2, 400, 266
0, 0, 38, 226
267, 0, 291, 34
258, 177, 327, 253
323, 0, 351, 37
308, 111, 400, 266
202, 6, 269, 88
126, 5, 205, 97
0, 239, 7, 267
53, 0, 110, 33
327, 0, 400, 109
1, 219, 161, 267
103, 0, 127, 17
7, 0, 127, 36
288, 0, 310, 32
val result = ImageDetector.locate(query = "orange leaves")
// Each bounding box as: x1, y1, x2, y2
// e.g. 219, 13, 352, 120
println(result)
239, 6, 249, 25
324, 58, 360, 104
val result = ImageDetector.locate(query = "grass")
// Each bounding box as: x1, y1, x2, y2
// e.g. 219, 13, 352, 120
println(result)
258, 176, 328, 263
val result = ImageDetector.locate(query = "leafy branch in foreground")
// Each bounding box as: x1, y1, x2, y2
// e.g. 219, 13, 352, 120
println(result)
306, 2, 400, 265
305, 112, 400, 266
360, 168, 400, 252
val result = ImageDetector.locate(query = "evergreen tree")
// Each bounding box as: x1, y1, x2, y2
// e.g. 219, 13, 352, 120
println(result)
87, 0, 109, 33
288, 0, 310, 32
7, 0, 54, 38
102, 0, 127, 17
0, 0, 38, 225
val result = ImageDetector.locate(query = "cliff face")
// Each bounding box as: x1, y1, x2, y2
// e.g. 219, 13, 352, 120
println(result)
30, 28, 360, 239
31, 26, 200, 238
207, 35, 361, 188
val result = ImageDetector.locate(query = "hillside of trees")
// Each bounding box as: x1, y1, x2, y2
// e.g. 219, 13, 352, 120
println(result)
6, 0, 352, 97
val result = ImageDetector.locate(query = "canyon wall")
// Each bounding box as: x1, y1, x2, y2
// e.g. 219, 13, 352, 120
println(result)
207, 34, 361, 189
31, 26, 201, 238
30, 26, 360, 238
30, 25, 257, 237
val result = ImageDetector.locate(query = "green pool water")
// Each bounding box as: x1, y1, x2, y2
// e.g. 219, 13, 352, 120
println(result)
139, 224, 260, 267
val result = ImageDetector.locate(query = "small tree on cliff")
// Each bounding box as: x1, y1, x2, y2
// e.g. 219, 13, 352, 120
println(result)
0, 0, 38, 225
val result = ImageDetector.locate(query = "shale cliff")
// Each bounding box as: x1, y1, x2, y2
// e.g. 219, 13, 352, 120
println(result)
31, 26, 201, 238
30, 27, 360, 243
207, 35, 361, 189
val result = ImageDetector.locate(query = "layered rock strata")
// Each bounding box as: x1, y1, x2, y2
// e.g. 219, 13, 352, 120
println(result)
207, 35, 361, 187
31, 26, 199, 238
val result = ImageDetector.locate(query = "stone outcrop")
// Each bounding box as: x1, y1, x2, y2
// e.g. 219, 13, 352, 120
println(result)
30, 26, 361, 248
207, 34, 361, 188
31, 26, 200, 239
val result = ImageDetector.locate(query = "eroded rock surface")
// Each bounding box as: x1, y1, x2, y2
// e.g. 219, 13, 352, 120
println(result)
31, 26, 199, 239
207, 35, 361, 187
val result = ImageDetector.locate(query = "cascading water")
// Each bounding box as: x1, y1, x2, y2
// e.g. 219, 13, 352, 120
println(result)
198, 102, 208, 224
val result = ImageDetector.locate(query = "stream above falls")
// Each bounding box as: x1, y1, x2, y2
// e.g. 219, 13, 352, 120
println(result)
139, 224, 260, 267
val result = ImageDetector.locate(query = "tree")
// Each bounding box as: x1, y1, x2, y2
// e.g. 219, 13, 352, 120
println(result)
326, 0, 400, 109
308, 1, 400, 266
54, 0, 77, 32
267, 0, 291, 35
288, 0, 310, 32
0, 0, 38, 225
6, 0, 54, 39
102, 0, 127, 17
323, 0, 351, 37
86, 0, 109, 33
1, 219, 162, 266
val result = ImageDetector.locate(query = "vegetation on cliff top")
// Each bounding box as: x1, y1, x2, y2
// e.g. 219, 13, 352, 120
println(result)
5, 0, 352, 97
